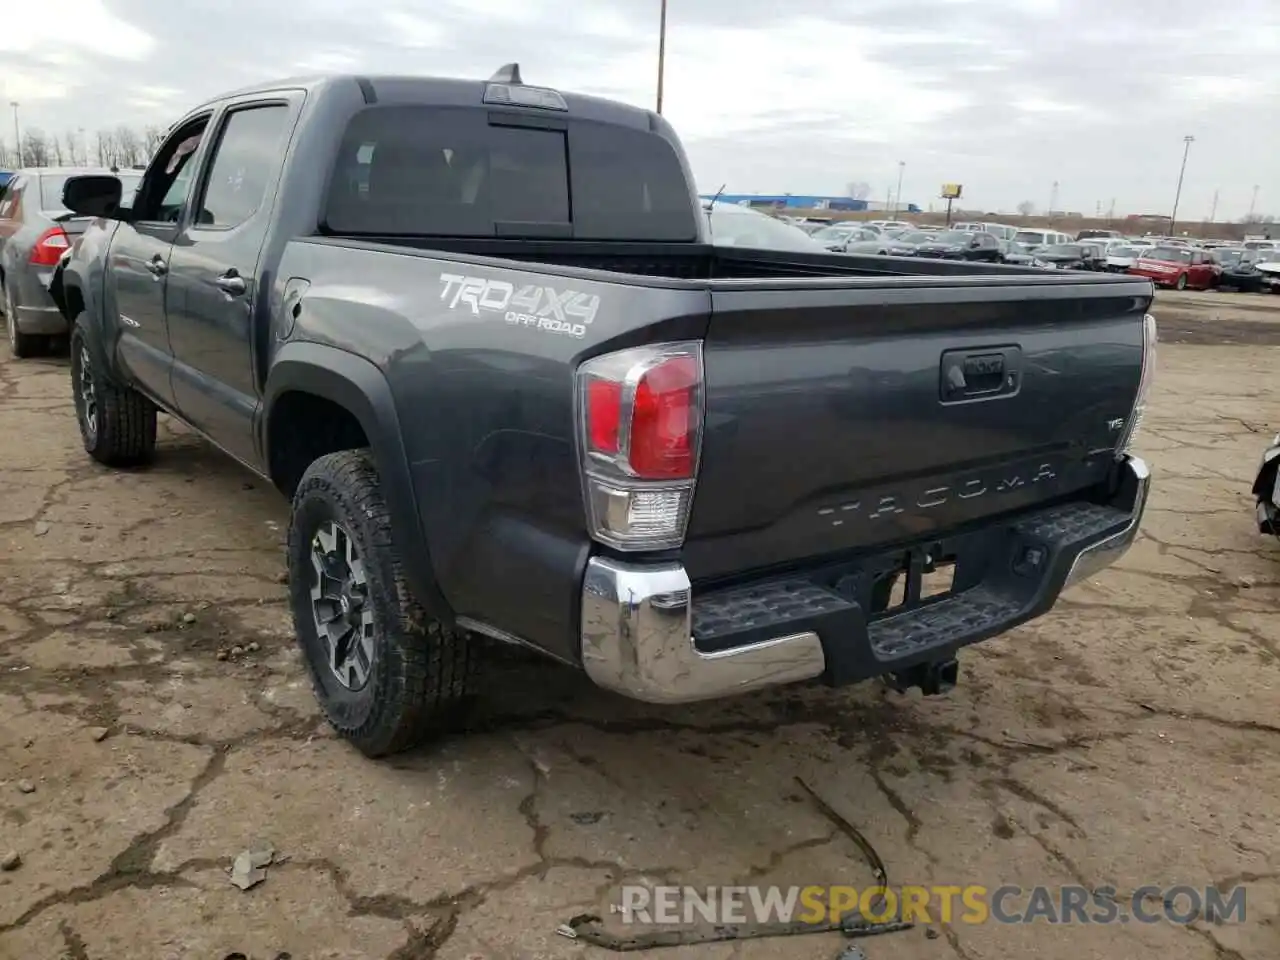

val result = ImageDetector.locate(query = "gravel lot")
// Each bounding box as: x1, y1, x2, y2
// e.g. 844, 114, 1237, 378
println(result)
1, 289, 1278, 960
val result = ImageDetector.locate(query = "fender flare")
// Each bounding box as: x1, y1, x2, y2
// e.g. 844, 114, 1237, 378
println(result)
264, 341, 453, 624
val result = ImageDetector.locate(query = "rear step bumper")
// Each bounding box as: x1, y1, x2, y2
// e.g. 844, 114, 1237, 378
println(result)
580, 455, 1150, 704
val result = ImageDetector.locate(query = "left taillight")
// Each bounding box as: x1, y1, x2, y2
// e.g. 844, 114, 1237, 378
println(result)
576, 342, 704, 551
29, 227, 70, 267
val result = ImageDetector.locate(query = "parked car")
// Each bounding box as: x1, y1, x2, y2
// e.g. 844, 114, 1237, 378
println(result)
913, 229, 1003, 261
810, 222, 880, 251
866, 219, 915, 232
1253, 433, 1280, 535
0, 170, 13, 189
952, 221, 1018, 241
704, 202, 828, 252
1076, 229, 1122, 241
0, 166, 141, 357
51, 66, 1154, 759
844, 231, 919, 256
1214, 249, 1268, 293
1029, 243, 1099, 271
1256, 259, 1280, 293
1012, 228, 1074, 250
998, 240, 1042, 266
1104, 244, 1143, 272
1127, 245, 1219, 290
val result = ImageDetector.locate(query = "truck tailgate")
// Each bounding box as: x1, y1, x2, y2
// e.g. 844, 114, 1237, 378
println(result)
682, 278, 1148, 583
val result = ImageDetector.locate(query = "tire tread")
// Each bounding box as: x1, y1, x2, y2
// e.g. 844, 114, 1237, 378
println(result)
290, 449, 476, 757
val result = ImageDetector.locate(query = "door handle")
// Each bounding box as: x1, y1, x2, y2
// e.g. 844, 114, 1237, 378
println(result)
215, 272, 246, 297
146, 256, 167, 277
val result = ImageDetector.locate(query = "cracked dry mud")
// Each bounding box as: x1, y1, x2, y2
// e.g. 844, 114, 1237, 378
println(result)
1, 288, 1278, 960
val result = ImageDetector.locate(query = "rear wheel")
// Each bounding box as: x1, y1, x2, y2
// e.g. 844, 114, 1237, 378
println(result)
288, 450, 477, 757
69, 317, 157, 466
4, 284, 41, 359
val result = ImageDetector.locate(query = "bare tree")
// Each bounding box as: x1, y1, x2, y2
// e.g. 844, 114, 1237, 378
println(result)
64, 129, 85, 166
22, 129, 51, 167
143, 125, 165, 161
95, 129, 115, 167
1016, 200, 1035, 218
114, 125, 143, 167
0, 136, 11, 168
845, 181, 871, 202
50, 134, 65, 166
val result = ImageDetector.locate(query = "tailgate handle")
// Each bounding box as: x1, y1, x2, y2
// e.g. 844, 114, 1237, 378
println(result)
940, 346, 1021, 402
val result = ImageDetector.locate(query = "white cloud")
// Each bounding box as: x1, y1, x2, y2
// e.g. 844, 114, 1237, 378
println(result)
0, 0, 154, 58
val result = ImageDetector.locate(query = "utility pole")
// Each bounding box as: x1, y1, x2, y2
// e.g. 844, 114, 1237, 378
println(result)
655, 0, 668, 114
1107, 198, 1115, 226
1208, 188, 1219, 224
892, 160, 905, 218
1169, 134, 1194, 235
1048, 181, 1059, 223
9, 101, 20, 168
1247, 184, 1259, 222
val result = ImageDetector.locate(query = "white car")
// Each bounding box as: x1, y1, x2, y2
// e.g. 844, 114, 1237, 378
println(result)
1104, 244, 1143, 272
703, 202, 828, 253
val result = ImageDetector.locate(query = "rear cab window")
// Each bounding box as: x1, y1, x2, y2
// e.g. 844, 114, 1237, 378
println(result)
321, 106, 699, 241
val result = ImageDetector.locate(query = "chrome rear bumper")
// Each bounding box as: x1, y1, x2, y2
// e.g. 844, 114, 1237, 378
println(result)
580, 456, 1150, 705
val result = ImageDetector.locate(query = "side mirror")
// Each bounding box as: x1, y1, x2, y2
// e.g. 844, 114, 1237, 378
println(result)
62, 175, 125, 219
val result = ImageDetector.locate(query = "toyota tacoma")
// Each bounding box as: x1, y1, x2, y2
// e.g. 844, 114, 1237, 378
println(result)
49, 66, 1155, 758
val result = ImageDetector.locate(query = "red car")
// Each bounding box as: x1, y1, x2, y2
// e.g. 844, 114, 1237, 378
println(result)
1127, 245, 1219, 290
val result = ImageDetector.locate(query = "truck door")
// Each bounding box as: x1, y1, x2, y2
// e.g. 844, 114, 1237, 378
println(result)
104, 116, 213, 409
164, 96, 299, 468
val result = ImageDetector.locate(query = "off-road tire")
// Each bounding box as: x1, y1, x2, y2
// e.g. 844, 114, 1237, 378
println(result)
288, 449, 477, 757
4, 283, 41, 359
70, 316, 157, 466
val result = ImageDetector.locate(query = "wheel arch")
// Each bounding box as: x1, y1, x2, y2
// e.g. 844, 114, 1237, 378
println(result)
264, 341, 453, 624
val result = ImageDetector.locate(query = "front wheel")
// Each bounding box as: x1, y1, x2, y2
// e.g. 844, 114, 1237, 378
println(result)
1175, 273, 1188, 291
69, 318, 157, 466
288, 450, 477, 757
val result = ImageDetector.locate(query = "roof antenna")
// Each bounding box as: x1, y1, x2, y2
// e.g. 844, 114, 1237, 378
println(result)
489, 63, 522, 85
704, 183, 726, 243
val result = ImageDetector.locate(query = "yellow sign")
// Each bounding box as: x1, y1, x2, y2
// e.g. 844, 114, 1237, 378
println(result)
941, 183, 963, 199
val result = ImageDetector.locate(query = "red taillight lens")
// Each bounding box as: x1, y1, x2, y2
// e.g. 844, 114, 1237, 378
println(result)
30, 228, 69, 267
586, 379, 622, 455
629, 356, 697, 479
576, 343, 704, 551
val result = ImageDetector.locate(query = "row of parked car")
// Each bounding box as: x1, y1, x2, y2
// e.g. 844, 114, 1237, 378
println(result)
704, 203, 1280, 295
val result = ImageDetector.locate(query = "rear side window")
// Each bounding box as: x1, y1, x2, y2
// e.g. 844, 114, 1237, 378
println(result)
322, 106, 697, 241
196, 104, 291, 229
39, 175, 70, 212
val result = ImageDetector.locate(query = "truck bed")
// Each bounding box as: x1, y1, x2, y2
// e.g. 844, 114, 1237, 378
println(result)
311, 235, 1142, 285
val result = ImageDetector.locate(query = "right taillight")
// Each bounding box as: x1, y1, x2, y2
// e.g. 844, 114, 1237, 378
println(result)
576, 342, 704, 550
1116, 312, 1158, 458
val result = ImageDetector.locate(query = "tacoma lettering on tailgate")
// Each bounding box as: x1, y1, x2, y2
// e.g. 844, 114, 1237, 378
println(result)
438, 273, 601, 338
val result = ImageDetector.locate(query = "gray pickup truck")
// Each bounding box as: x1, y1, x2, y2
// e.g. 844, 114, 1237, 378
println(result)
51, 66, 1155, 758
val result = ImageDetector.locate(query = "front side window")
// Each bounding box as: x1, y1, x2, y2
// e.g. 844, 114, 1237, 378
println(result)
195, 105, 290, 229
133, 120, 210, 223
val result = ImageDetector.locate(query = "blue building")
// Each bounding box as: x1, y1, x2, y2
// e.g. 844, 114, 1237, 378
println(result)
699, 193, 922, 213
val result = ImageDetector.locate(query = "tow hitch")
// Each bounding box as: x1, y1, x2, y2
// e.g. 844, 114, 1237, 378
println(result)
885, 657, 959, 696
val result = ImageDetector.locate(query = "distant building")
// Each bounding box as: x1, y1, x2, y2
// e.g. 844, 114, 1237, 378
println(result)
697, 193, 923, 214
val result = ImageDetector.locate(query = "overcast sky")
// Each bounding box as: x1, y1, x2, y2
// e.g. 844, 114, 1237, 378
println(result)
3, 0, 1278, 218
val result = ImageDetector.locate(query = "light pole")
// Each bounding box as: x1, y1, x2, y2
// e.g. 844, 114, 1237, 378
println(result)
1048, 181, 1059, 223
656, 0, 668, 114
892, 161, 905, 218
1169, 134, 1194, 235
1247, 184, 1259, 222
9, 101, 20, 168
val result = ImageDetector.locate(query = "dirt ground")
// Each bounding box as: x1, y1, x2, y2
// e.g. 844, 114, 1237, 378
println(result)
1, 289, 1278, 960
